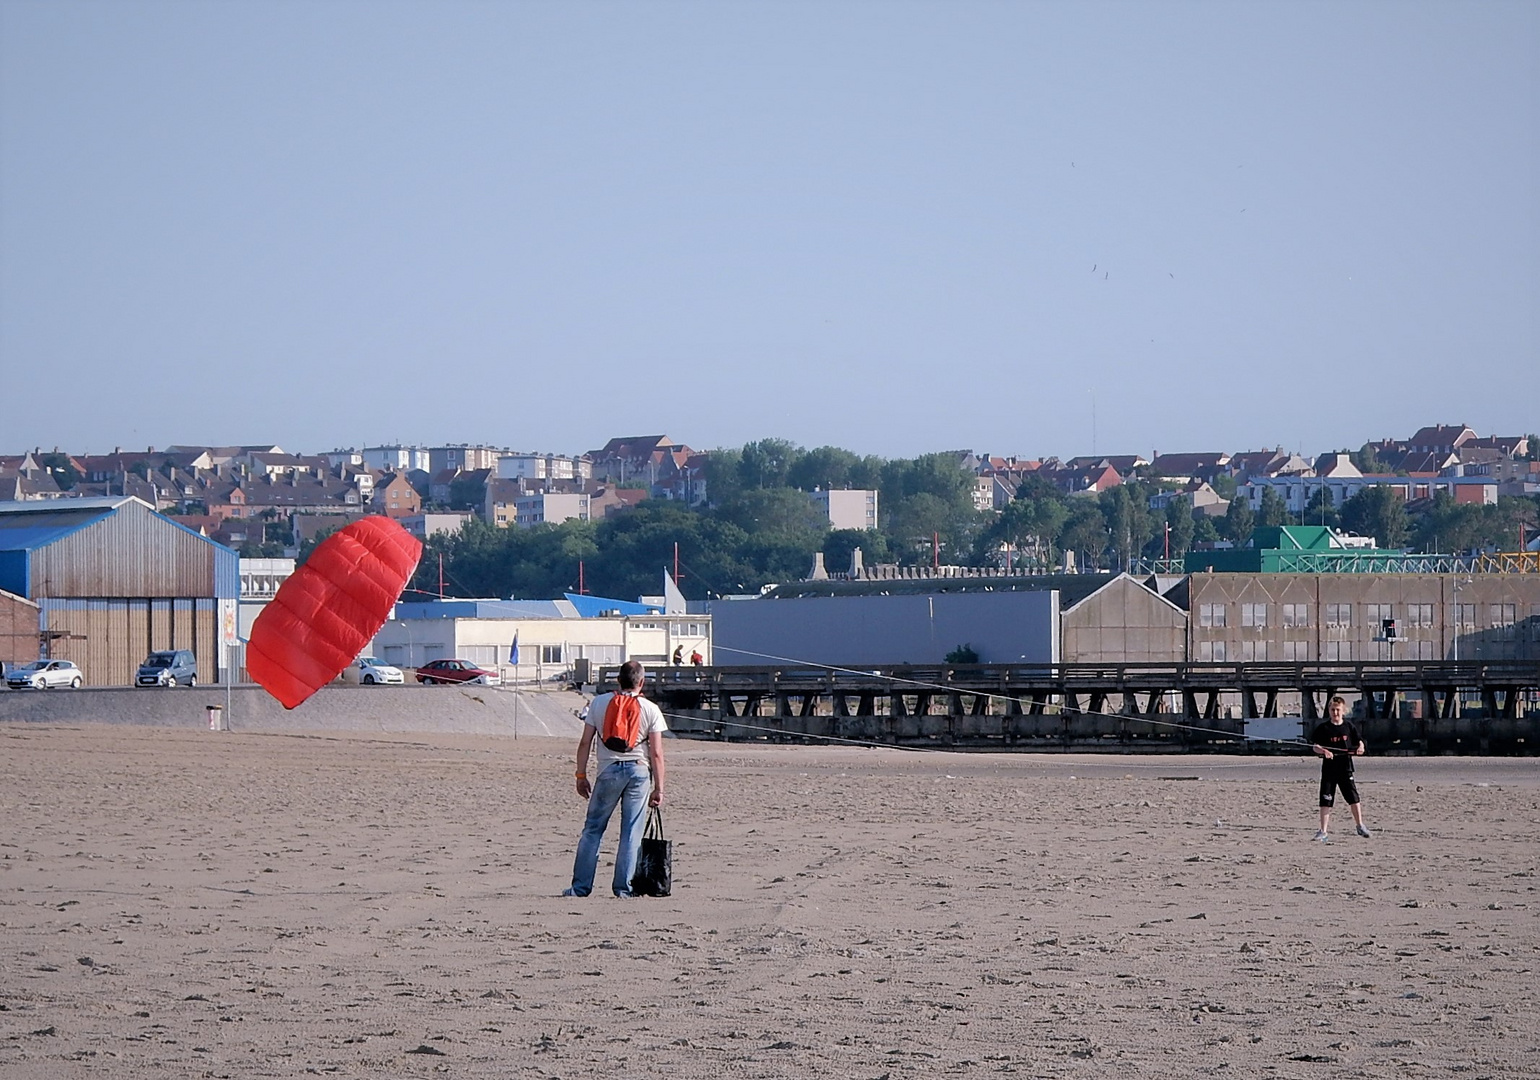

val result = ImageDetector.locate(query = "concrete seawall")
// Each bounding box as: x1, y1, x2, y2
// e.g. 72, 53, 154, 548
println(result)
0, 683, 587, 738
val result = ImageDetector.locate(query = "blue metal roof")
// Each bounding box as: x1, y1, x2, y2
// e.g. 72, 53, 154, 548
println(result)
0, 497, 238, 599
393, 594, 662, 620
0, 504, 116, 595
563, 593, 662, 617
0, 507, 114, 552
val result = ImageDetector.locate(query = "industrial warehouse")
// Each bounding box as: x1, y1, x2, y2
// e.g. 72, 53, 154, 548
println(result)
0, 496, 238, 685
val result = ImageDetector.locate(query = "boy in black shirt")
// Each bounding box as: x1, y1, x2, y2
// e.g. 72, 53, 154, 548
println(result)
1310, 695, 1369, 841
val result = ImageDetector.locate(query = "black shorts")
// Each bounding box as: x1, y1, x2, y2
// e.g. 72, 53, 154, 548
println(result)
1319, 772, 1359, 807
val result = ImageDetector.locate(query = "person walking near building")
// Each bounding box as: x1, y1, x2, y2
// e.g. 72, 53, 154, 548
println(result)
1311, 695, 1369, 841
563, 660, 668, 897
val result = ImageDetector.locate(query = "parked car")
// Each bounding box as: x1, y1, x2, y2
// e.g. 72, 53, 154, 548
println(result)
355, 657, 405, 685
416, 658, 501, 685
7, 659, 84, 690
136, 649, 198, 688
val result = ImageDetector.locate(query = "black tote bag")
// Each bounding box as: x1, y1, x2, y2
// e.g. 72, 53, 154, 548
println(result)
631, 808, 672, 897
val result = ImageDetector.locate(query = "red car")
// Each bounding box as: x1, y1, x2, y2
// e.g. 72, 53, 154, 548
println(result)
416, 658, 502, 686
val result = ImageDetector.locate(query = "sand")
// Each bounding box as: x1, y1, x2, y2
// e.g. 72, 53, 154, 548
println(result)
1, 724, 1537, 1079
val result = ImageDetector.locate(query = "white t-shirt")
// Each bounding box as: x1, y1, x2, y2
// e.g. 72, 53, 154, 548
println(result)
586, 691, 668, 772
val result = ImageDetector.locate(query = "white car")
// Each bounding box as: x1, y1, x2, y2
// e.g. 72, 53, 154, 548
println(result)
6, 659, 84, 690
355, 657, 405, 685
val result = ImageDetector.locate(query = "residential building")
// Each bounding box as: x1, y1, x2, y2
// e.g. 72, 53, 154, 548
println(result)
1226, 448, 1313, 481
363, 445, 431, 472
1242, 475, 1497, 516
1148, 452, 1230, 484
372, 471, 422, 518
587, 435, 690, 486
497, 452, 592, 483
515, 491, 591, 528
1313, 453, 1362, 479
811, 489, 878, 532
1150, 482, 1229, 516
428, 466, 492, 508
399, 512, 474, 539
590, 486, 649, 518
656, 450, 709, 505
1064, 454, 1149, 476
1404, 425, 1477, 455
1039, 461, 1123, 495
428, 445, 505, 475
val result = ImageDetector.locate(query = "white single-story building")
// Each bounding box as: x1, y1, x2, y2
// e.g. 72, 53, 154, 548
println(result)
372, 595, 712, 684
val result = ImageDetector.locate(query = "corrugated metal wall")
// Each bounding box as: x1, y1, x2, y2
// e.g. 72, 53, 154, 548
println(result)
28, 501, 237, 599
42, 598, 219, 686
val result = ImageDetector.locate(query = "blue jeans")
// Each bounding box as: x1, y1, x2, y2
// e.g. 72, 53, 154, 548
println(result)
568, 761, 650, 897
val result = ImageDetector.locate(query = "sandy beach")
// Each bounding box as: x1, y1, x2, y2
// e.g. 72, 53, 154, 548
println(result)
1, 724, 1537, 1078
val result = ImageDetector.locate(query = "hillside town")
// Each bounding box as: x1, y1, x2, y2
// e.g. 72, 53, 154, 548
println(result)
2, 423, 1536, 558
2, 422, 1538, 702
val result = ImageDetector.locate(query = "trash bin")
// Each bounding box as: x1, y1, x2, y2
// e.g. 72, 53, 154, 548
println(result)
206, 704, 224, 731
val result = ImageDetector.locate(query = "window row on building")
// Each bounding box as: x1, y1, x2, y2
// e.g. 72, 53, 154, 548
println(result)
1195, 601, 1530, 632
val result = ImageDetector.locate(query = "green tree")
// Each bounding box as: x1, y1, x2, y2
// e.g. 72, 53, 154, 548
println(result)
716, 488, 829, 545
738, 439, 802, 491
1060, 503, 1110, 569
1257, 486, 1289, 528
1223, 496, 1255, 544
1339, 485, 1410, 548
1099, 484, 1155, 570
1350, 443, 1388, 474
1303, 486, 1340, 529
1492, 495, 1539, 552
885, 492, 955, 564
787, 446, 859, 491
877, 453, 984, 566
987, 484, 1067, 569
37, 452, 80, 490
823, 528, 890, 572
703, 448, 745, 505
1163, 495, 1196, 558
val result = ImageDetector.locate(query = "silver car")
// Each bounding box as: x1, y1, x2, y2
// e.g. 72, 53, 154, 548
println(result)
6, 659, 84, 690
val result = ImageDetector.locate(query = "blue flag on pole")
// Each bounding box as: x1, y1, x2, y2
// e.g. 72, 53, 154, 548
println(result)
509, 631, 520, 667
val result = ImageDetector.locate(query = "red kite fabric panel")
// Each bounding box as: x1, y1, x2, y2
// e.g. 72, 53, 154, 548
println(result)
247, 516, 422, 709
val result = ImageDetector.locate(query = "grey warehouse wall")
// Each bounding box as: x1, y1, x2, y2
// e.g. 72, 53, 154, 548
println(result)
708, 591, 1059, 667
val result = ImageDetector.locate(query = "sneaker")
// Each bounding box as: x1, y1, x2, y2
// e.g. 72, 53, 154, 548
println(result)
1312, 830, 1330, 842
560, 887, 587, 897
1356, 824, 1372, 838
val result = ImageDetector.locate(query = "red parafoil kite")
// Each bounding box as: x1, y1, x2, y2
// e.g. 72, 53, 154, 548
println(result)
247, 516, 422, 709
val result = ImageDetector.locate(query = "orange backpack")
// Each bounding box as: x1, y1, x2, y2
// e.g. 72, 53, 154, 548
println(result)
601, 692, 644, 752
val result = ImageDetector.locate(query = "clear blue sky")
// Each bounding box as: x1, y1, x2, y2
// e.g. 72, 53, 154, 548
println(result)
2, 1, 1534, 461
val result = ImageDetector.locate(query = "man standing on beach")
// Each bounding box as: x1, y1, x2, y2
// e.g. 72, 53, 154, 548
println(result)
1311, 695, 1369, 842
564, 660, 668, 897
